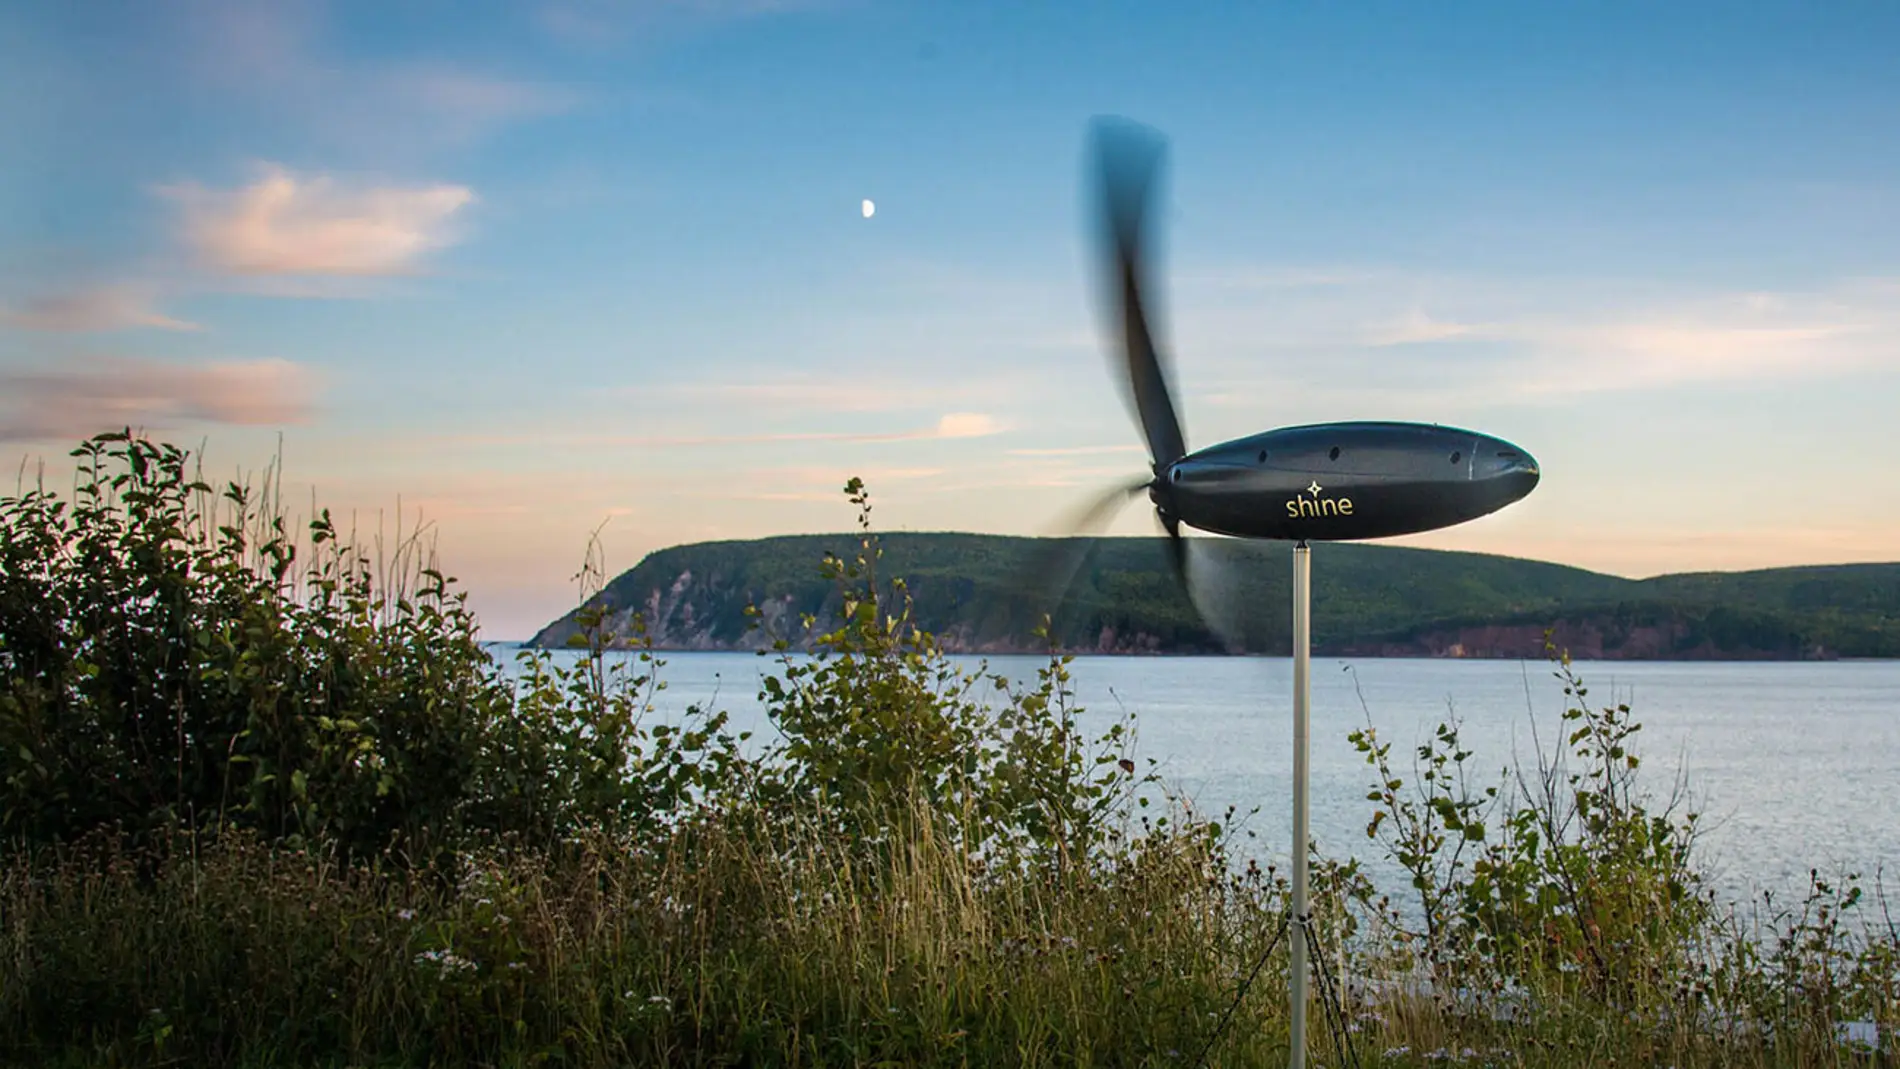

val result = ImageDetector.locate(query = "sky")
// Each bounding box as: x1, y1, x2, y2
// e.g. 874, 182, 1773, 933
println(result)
4, 0, 1898, 639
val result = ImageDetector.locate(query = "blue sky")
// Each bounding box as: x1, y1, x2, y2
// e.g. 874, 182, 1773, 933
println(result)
4, 0, 1898, 638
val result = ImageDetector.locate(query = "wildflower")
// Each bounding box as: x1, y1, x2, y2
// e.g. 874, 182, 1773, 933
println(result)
413, 948, 477, 976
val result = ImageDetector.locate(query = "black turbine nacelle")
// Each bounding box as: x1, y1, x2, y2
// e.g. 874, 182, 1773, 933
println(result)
1149, 421, 1540, 543
1083, 115, 1539, 581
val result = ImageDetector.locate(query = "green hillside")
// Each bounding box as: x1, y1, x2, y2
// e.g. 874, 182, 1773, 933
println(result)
527, 534, 1900, 659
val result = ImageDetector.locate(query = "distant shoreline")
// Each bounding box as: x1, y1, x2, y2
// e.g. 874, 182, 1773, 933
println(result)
483, 641, 1899, 664
522, 534, 1900, 662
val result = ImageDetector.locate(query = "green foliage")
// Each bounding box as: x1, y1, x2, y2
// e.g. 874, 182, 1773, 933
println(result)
1344, 638, 1899, 1060
497, 529, 746, 844
747, 478, 1153, 871
1350, 643, 1711, 1000
1, 432, 496, 854
0, 431, 740, 860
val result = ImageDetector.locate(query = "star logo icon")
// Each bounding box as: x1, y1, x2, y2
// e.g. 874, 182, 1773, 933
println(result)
1306, 480, 1323, 497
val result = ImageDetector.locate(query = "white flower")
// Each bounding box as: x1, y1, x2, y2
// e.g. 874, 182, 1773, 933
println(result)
413, 948, 476, 976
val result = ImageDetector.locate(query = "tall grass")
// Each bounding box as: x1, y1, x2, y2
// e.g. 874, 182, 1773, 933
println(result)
1, 432, 1895, 1067
3, 800, 1295, 1067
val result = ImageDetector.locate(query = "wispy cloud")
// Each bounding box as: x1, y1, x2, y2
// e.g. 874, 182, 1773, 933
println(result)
666, 378, 956, 414
1365, 308, 1480, 347
1007, 444, 1144, 457
639, 409, 1000, 445
0, 357, 319, 443
535, 0, 837, 47
933, 412, 1002, 438
382, 65, 581, 134
1176, 265, 1396, 291
444, 412, 1007, 449
660, 366, 1047, 414
1166, 266, 1900, 409
163, 165, 476, 277
1502, 291, 1891, 395
179, 1, 581, 152
0, 286, 198, 333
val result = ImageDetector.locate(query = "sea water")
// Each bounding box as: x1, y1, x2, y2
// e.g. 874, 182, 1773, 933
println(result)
491, 646, 1900, 908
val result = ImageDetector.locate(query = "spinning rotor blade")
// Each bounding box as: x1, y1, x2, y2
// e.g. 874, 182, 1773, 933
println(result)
1060, 474, 1152, 536
1005, 481, 1254, 655
1092, 116, 1187, 472
1014, 476, 1152, 632
1179, 535, 1255, 654
995, 118, 1247, 656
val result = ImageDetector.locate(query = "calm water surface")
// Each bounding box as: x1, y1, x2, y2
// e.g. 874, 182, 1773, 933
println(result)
493, 646, 1900, 905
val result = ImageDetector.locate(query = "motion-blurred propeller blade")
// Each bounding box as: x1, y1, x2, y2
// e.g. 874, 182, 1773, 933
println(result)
1013, 476, 1152, 635
1180, 535, 1254, 654
1091, 116, 1187, 473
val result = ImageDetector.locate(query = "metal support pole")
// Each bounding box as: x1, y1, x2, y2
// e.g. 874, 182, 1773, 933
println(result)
1289, 541, 1311, 1069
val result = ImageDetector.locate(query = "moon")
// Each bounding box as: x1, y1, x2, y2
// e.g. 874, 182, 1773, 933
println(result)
861, 199, 875, 219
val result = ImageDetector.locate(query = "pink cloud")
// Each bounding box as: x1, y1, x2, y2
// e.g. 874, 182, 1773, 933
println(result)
441, 412, 1007, 448
163, 166, 475, 277
0, 286, 199, 333
0, 357, 318, 443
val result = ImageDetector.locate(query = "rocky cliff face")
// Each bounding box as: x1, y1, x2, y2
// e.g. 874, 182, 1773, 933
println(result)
532, 569, 784, 651
530, 565, 1186, 655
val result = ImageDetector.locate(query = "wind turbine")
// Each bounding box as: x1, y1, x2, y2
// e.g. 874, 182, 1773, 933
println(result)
1073, 116, 1541, 1069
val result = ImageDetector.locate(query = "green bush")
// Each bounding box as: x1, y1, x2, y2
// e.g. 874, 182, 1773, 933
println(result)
0, 431, 744, 861
1345, 645, 1899, 1060
0, 431, 508, 855
746, 477, 1153, 875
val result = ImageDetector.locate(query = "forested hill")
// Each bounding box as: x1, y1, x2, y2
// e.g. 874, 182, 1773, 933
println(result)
525, 534, 1900, 660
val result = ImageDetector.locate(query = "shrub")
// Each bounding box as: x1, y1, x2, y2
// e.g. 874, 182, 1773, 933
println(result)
0, 431, 743, 861
746, 477, 1153, 876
